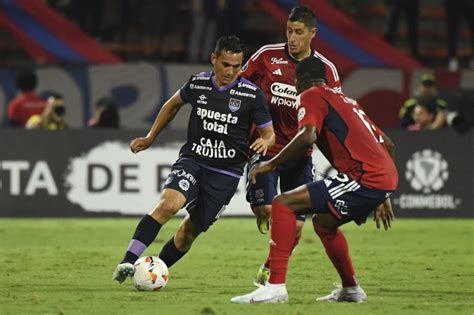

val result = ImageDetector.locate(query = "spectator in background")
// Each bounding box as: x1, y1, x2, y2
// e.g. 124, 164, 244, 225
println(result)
399, 74, 447, 129
188, 0, 222, 62
25, 94, 68, 130
7, 69, 46, 128
407, 104, 437, 131
383, 0, 420, 59
444, 0, 474, 71
88, 97, 120, 128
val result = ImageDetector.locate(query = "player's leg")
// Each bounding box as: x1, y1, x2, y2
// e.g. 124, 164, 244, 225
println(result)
158, 214, 201, 268
246, 154, 279, 234
113, 158, 199, 283
312, 213, 367, 302
308, 173, 392, 302
254, 157, 312, 285
279, 157, 315, 254
113, 188, 186, 283
160, 168, 240, 269
247, 156, 281, 285
231, 185, 313, 303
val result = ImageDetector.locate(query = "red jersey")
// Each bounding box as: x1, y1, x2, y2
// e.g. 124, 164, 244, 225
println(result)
240, 43, 341, 156
297, 85, 398, 191
7, 92, 46, 127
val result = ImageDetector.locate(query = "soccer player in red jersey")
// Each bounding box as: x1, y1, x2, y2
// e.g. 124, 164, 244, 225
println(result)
240, 6, 341, 285
231, 57, 397, 304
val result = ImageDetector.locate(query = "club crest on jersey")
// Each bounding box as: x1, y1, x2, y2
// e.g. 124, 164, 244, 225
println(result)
298, 107, 306, 122
228, 98, 241, 112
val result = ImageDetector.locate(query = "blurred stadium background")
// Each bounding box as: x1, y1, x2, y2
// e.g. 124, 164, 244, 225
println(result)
0, 0, 472, 217
0, 0, 473, 313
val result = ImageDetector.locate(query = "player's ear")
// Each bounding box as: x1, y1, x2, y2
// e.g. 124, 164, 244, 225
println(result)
311, 27, 317, 39
211, 53, 217, 66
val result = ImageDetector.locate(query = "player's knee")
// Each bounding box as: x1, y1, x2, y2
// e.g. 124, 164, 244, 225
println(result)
153, 199, 180, 220
273, 193, 290, 206
313, 215, 339, 234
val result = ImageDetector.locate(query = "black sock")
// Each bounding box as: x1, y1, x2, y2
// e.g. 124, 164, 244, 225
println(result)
159, 237, 188, 268
121, 215, 162, 264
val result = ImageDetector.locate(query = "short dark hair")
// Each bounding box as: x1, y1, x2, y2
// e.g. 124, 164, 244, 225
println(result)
214, 35, 244, 56
288, 6, 317, 29
15, 69, 37, 91
296, 57, 327, 84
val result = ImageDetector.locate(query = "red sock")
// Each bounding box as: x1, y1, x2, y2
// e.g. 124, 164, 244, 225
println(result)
313, 222, 358, 287
264, 227, 301, 269
268, 201, 296, 284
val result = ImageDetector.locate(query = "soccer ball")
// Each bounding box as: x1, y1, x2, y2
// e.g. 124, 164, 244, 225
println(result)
133, 256, 169, 291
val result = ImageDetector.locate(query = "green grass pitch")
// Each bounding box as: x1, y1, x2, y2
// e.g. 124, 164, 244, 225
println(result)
0, 218, 473, 315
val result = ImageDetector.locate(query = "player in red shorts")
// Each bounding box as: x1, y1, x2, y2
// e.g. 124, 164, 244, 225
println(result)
231, 57, 397, 304
240, 6, 341, 285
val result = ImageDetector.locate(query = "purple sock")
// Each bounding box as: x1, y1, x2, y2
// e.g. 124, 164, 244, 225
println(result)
121, 215, 162, 264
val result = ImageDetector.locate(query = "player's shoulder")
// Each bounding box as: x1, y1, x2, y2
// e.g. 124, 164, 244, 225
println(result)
237, 77, 259, 91
189, 71, 212, 81
312, 50, 340, 80
231, 77, 262, 101
248, 43, 287, 62
299, 86, 329, 106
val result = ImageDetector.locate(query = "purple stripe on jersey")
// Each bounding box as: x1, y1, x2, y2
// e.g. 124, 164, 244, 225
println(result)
257, 120, 272, 129
239, 77, 258, 88
127, 239, 147, 257
198, 163, 241, 179
179, 157, 242, 178
211, 75, 239, 92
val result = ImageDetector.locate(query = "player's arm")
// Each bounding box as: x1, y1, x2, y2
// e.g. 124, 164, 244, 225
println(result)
375, 132, 395, 230
382, 134, 395, 160
130, 91, 185, 154
250, 124, 275, 156
249, 124, 316, 183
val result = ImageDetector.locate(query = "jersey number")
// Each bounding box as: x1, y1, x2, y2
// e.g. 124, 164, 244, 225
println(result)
352, 108, 384, 143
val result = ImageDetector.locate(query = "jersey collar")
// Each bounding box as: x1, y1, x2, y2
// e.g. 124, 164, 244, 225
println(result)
211, 72, 240, 92
284, 44, 316, 64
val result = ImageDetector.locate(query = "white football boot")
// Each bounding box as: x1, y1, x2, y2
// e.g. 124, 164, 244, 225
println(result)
112, 262, 135, 283
316, 284, 367, 303
231, 283, 288, 304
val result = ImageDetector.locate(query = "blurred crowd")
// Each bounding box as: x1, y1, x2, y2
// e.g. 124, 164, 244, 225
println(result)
6, 68, 473, 133
7, 69, 120, 130
328, 0, 473, 70
46, 0, 265, 63
1, 0, 473, 132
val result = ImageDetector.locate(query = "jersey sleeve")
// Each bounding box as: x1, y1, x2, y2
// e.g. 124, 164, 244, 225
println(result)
179, 76, 193, 103
251, 89, 272, 128
240, 51, 262, 83
297, 91, 328, 135
325, 64, 342, 92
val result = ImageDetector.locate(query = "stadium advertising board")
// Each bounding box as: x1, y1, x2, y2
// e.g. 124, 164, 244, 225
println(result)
0, 130, 472, 217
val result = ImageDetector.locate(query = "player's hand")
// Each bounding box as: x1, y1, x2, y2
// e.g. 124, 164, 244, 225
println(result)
374, 198, 394, 231
130, 137, 153, 154
249, 161, 276, 184
250, 137, 271, 156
